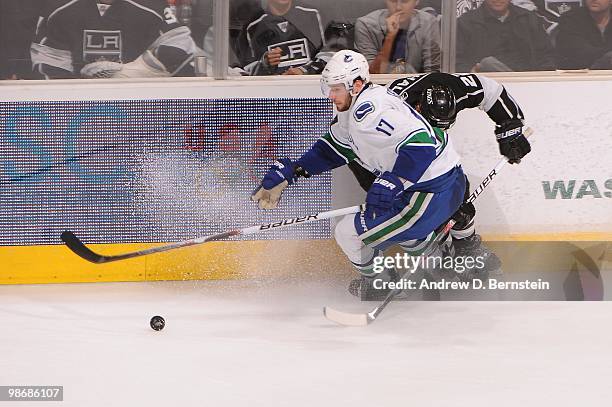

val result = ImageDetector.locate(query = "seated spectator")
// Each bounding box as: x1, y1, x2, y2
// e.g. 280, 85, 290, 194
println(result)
323, 21, 357, 52
301, 0, 388, 54
456, 0, 556, 72
0, 0, 39, 79
556, 0, 612, 69
237, 0, 328, 76
31, 0, 197, 79
187, 0, 213, 49
200, 0, 261, 74
355, 0, 441, 74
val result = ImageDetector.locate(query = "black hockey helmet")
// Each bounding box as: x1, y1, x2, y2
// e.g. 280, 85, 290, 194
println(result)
419, 85, 457, 129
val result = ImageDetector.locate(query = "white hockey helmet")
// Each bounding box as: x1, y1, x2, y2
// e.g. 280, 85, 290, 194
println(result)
320, 50, 370, 97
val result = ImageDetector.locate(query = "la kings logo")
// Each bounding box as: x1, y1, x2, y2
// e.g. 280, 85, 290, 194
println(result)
268, 38, 310, 68
545, 0, 582, 18
83, 30, 122, 63
277, 21, 289, 33
97, 3, 111, 16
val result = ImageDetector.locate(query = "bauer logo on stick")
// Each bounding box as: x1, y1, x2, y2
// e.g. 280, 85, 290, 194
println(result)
259, 215, 319, 230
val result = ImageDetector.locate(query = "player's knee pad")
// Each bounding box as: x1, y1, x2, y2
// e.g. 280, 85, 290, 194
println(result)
334, 214, 375, 268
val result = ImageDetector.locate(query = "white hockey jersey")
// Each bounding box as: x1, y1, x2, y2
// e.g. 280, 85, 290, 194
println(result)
323, 84, 460, 190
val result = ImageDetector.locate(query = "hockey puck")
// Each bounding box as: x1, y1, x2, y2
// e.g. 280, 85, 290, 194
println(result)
150, 315, 165, 331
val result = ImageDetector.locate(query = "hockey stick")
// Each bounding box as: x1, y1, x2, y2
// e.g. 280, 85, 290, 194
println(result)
324, 128, 533, 326
61, 205, 363, 264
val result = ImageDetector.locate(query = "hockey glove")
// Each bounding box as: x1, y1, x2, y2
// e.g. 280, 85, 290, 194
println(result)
365, 172, 404, 217
495, 120, 531, 164
80, 60, 123, 78
251, 158, 301, 210
80, 51, 170, 79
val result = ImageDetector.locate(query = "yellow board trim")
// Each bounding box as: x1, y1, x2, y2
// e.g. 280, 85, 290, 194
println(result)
0, 241, 244, 284
1, 233, 610, 285
0, 240, 348, 285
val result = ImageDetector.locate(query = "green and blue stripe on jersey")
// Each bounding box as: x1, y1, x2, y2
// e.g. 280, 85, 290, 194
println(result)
354, 166, 466, 249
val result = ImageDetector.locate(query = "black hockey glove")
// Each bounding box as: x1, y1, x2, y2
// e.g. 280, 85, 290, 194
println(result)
495, 120, 531, 164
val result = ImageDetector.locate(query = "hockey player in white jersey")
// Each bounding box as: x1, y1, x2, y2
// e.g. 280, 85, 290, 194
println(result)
252, 50, 467, 300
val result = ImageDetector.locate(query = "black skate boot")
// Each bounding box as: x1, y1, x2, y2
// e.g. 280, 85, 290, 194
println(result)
348, 268, 399, 301
451, 233, 502, 281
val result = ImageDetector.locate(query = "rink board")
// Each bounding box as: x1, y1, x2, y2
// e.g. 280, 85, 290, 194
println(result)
0, 98, 333, 246
1, 233, 610, 285
0, 73, 611, 284
0, 240, 348, 285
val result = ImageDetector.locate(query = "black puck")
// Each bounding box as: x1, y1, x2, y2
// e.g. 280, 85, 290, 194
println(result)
150, 315, 165, 331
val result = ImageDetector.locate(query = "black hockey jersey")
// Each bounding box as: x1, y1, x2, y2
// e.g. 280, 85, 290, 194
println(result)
387, 72, 524, 127
31, 0, 193, 78
239, 5, 327, 75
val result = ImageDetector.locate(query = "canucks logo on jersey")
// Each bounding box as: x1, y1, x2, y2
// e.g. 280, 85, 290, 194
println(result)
354, 101, 375, 122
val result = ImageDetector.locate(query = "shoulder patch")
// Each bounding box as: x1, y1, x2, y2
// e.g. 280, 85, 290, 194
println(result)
353, 101, 375, 122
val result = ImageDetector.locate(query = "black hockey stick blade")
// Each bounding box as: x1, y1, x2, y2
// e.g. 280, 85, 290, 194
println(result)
60, 230, 239, 264
61, 231, 109, 264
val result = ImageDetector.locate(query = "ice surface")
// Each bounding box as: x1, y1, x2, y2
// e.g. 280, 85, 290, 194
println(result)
1, 279, 612, 406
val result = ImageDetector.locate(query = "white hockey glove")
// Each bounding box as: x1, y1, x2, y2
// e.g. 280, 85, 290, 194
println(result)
251, 180, 289, 210
251, 158, 298, 210
80, 60, 123, 78
113, 51, 170, 78
80, 51, 170, 79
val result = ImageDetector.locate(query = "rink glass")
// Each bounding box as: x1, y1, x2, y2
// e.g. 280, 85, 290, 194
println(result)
4, 0, 600, 79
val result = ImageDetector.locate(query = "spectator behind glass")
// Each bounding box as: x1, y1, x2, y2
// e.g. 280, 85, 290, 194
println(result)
355, 0, 441, 73
456, 0, 556, 72
0, 0, 39, 79
300, 0, 386, 53
237, 0, 328, 76
208, 0, 263, 68
31, 0, 197, 79
199, 0, 261, 75
556, 0, 612, 69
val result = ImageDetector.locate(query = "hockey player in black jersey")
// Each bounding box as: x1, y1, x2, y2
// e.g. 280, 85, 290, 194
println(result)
238, 0, 330, 76
388, 72, 531, 166
31, 0, 197, 79
347, 72, 531, 283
